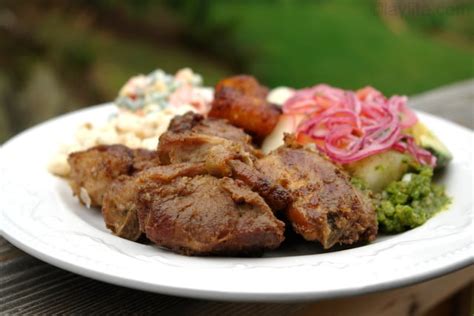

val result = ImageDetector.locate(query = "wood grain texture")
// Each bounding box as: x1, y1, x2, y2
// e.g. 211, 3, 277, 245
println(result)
1, 236, 472, 315
409, 78, 474, 129
0, 237, 304, 315
295, 266, 473, 316
1, 80, 473, 315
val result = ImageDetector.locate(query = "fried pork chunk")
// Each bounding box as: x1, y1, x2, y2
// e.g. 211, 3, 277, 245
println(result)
136, 174, 285, 255
227, 159, 291, 212
157, 112, 292, 211
158, 132, 253, 176
101, 176, 140, 240
209, 75, 281, 141
67, 145, 160, 207
256, 137, 377, 249
158, 112, 260, 168
102, 162, 209, 241
167, 111, 253, 146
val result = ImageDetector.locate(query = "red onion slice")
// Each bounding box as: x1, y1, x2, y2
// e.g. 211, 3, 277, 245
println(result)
283, 84, 435, 166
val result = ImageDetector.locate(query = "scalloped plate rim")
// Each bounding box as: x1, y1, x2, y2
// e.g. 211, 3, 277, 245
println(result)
1, 103, 472, 302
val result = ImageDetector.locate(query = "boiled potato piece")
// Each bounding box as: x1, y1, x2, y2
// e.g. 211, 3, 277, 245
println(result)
345, 150, 413, 192
261, 114, 305, 154
266, 87, 294, 106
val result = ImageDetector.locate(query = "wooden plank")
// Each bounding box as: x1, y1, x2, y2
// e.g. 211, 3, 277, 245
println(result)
1, 235, 472, 315
0, 237, 304, 315
409, 79, 474, 129
296, 266, 473, 316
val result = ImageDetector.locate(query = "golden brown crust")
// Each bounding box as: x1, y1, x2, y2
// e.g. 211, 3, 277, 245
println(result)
67, 145, 134, 207
167, 112, 253, 145
102, 175, 141, 241
157, 113, 291, 212
159, 112, 261, 167
67, 107, 376, 255
227, 159, 292, 212
215, 75, 269, 97
102, 162, 209, 241
256, 142, 377, 249
67, 145, 160, 207
136, 175, 285, 256
209, 75, 280, 142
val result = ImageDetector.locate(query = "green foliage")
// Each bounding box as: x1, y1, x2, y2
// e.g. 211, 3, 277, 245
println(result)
210, 1, 473, 94
1, 0, 472, 144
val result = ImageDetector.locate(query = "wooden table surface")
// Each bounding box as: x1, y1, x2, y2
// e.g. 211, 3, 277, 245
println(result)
1, 80, 473, 316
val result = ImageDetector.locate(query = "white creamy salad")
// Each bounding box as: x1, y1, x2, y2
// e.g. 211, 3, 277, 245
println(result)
48, 68, 213, 176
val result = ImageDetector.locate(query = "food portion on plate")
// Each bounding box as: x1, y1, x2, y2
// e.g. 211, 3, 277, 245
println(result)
51, 68, 452, 256
209, 75, 281, 142
256, 135, 377, 249
48, 68, 212, 177
264, 84, 452, 233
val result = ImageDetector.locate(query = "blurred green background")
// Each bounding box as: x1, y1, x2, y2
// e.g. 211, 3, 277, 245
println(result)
1, 0, 473, 143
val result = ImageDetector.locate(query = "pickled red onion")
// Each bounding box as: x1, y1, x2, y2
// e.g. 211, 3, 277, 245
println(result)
283, 85, 436, 167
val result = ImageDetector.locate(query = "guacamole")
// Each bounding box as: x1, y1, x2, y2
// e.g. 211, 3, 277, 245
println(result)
376, 166, 450, 233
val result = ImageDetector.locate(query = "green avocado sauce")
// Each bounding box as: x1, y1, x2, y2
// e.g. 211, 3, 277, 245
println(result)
375, 166, 450, 233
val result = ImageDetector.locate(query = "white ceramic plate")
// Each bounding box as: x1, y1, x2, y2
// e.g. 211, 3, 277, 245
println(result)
1, 104, 472, 302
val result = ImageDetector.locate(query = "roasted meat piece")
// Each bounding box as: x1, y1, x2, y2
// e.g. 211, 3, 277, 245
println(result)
101, 176, 141, 240
256, 137, 377, 249
158, 132, 253, 175
159, 112, 260, 165
158, 112, 291, 211
228, 160, 291, 212
132, 148, 165, 171
167, 111, 253, 146
67, 145, 160, 207
136, 174, 285, 255
102, 162, 209, 241
209, 75, 281, 141
159, 112, 249, 176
